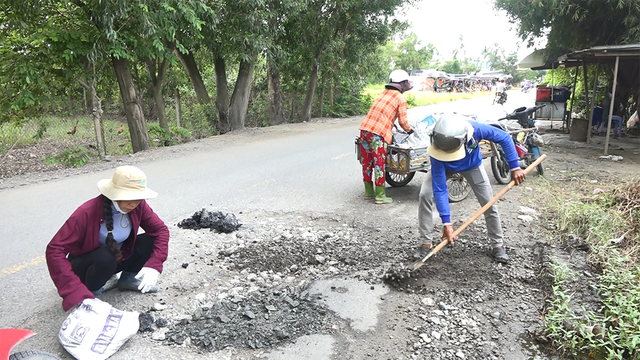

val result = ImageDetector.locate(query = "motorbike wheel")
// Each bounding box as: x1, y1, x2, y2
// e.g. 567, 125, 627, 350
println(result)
490, 146, 512, 184
385, 172, 415, 187
447, 173, 472, 203
9, 350, 60, 360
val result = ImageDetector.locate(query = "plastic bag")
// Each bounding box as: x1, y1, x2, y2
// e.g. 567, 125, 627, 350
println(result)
59, 298, 139, 360
627, 110, 638, 128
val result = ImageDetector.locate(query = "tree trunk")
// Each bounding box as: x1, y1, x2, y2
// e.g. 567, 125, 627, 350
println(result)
90, 82, 106, 159
175, 50, 211, 105
144, 56, 171, 131
214, 56, 230, 133
111, 56, 150, 153
228, 54, 256, 131
176, 49, 216, 129
301, 61, 320, 122
174, 88, 182, 128
77, 75, 106, 159
267, 60, 286, 125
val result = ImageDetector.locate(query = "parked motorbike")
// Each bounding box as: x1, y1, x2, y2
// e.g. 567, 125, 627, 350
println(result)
0, 329, 59, 360
489, 104, 546, 184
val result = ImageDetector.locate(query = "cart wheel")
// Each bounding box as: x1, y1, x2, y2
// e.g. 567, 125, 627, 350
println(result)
9, 350, 60, 360
447, 173, 472, 202
385, 172, 415, 187
530, 147, 544, 176
490, 145, 512, 185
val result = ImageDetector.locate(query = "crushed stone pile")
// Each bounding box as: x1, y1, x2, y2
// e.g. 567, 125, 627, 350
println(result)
178, 208, 242, 233
162, 284, 336, 351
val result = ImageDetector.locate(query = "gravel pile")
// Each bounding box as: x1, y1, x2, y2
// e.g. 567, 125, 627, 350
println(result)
142, 210, 558, 358
161, 284, 336, 351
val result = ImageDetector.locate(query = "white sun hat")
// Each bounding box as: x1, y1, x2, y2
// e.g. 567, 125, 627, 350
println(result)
427, 115, 475, 162
97, 166, 158, 201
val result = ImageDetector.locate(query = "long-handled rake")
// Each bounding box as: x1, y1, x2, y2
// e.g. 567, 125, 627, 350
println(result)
411, 154, 547, 271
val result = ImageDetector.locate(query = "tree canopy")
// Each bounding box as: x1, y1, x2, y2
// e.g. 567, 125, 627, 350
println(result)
494, 0, 640, 54
2, 0, 535, 158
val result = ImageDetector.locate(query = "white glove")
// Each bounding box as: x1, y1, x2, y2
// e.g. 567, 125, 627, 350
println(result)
135, 267, 159, 293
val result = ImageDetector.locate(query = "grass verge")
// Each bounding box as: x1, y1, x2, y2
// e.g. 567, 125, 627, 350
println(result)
531, 176, 640, 359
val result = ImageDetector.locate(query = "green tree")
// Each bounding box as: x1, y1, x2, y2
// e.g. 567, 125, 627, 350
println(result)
440, 60, 463, 75
3, 0, 217, 152
494, 0, 640, 115
494, 0, 640, 54
481, 44, 526, 82
1, 1, 114, 157
394, 31, 437, 73
284, 0, 411, 122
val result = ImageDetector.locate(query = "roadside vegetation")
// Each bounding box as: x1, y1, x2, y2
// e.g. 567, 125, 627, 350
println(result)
2, 0, 530, 171
528, 175, 640, 359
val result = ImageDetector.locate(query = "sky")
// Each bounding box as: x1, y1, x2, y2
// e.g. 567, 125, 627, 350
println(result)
402, 0, 545, 67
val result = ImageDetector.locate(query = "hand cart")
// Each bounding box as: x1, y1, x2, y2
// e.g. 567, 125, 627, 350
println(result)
355, 137, 497, 203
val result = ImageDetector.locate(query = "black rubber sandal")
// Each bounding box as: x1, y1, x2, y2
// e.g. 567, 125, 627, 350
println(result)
413, 243, 434, 260
492, 246, 510, 264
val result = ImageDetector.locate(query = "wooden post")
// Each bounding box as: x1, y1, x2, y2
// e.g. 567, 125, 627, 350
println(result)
581, 62, 589, 116
586, 63, 600, 144
551, 64, 555, 129
604, 56, 620, 155
567, 66, 579, 132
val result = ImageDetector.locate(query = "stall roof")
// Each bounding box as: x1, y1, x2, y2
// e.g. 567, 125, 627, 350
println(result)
558, 44, 640, 67
517, 49, 562, 70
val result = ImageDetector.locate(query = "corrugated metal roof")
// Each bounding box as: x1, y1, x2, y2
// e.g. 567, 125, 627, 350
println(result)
559, 43, 640, 66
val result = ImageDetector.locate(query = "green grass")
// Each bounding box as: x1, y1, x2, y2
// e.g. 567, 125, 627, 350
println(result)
1, 115, 198, 166
45, 146, 91, 167
363, 84, 492, 108
0, 116, 131, 154
534, 177, 640, 359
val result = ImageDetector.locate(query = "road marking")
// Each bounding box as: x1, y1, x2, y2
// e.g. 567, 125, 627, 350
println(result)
332, 153, 351, 160
0, 255, 46, 277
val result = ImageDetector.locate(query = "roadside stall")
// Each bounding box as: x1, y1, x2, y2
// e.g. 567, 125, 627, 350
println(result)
518, 50, 565, 128
558, 44, 640, 154
534, 85, 571, 128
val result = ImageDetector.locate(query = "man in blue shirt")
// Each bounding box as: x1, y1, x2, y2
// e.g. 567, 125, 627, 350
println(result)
415, 115, 526, 263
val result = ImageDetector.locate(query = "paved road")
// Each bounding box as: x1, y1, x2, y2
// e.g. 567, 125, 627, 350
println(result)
0, 89, 535, 356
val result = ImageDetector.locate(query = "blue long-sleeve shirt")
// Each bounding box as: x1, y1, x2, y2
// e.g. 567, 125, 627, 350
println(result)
431, 121, 520, 224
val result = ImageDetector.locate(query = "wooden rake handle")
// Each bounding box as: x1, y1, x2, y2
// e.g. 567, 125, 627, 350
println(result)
413, 154, 547, 269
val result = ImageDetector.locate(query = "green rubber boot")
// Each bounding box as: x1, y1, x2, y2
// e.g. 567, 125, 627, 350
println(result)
364, 182, 375, 200
375, 186, 392, 204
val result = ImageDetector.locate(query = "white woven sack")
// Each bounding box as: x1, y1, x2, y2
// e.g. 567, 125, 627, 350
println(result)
59, 298, 139, 360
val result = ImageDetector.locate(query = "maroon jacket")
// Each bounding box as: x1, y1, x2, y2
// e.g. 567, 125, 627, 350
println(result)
46, 195, 170, 311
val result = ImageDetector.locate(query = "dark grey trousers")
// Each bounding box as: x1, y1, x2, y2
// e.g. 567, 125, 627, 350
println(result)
418, 165, 504, 247
68, 233, 154, 292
